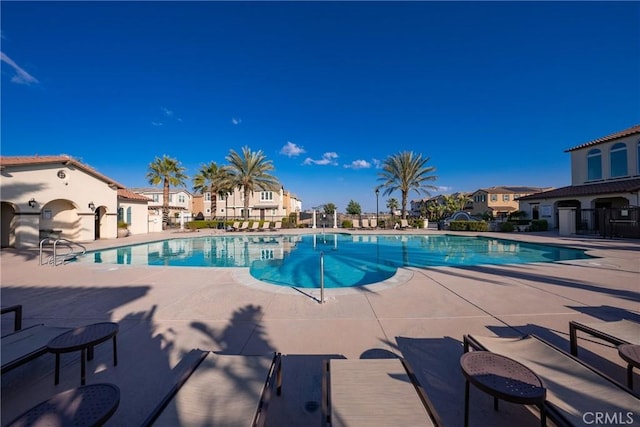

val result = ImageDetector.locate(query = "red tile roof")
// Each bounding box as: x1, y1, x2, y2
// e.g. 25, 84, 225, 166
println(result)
519, 178, 640, 201
118, 188, 151, 201
565, 125, 640, 152
0, 155, 126, 189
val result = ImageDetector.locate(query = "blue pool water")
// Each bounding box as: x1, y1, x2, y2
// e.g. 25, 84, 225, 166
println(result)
80, 233, 592, 288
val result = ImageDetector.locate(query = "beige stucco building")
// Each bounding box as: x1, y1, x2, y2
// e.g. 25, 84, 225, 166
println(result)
0, 156, 150, 248
519, 125, 640, 236
470, 186, 551, 218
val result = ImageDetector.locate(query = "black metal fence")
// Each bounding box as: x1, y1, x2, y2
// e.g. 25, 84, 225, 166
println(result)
577, 207, 640, 239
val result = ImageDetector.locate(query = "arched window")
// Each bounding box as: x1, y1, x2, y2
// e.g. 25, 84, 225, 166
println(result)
610, 142, 627, 178
587, 149, 602, 181
117, 207, 124, 222
126, 207, 132, 225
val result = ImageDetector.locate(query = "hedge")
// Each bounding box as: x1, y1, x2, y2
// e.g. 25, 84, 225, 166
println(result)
450, 221, 488, 232
530, 219, 548, 231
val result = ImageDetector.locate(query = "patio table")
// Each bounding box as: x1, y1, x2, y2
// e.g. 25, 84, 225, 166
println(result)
618, 344, 640, 389
460, 351, 546, 427
5, 383, 120, 427
47, 322, 118, 386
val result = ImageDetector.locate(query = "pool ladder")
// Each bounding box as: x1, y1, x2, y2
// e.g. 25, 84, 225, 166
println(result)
39, 238, 87, 266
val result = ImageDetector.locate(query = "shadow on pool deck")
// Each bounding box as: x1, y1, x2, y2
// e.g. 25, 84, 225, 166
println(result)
1, 230, 639, 426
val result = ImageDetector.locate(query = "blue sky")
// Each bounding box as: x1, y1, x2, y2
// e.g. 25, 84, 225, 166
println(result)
2, 1, 639, 213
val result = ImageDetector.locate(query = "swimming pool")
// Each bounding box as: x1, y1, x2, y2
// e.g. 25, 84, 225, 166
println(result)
80, 233, 592, 288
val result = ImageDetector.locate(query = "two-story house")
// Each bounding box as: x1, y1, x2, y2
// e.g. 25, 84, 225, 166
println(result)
519, 125, 640, 237
130, 187, 193, 224
192, 187, 302, 222
470, 186, 551, 219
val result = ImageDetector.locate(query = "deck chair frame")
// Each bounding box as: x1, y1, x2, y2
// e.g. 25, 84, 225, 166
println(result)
569, 319, 640, 356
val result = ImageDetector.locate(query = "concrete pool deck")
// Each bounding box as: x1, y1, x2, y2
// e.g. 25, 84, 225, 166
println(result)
1, 228, 638, 426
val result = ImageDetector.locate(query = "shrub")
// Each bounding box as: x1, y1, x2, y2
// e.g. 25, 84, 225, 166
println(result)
531, 219, 548, 231
186, 220, 209, 229
342, 220, 353, 229
449, 221, 488, 231
117, 221, 128, 229
467, 221, 488, 232
500, 222, 515, 232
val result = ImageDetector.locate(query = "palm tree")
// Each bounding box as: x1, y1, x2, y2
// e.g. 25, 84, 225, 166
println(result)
377, 151, 437, 219
192, 162, 230, 218
386, 198, 399, 217
226, 146, 280, 220
146, 155, 188, 229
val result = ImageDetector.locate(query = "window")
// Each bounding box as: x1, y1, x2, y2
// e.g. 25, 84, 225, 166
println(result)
117, 207, 124, 222
205, 192, 211, 201
178, 194, 185, 203
169, 194, 174, 203
261, 191, 273, 201
490, 195, 498, 202
610, 143, 627, 178
152, 194, 159, 202
126, 207, 132, 225
587, 149, 602, 180
503, 194, 510, 202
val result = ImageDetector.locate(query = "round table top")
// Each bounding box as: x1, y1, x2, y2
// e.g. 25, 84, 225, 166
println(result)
48, 322, 119, 352
6, 383, 120, 427
460, 351, 546, 404
618, 344, 640, 368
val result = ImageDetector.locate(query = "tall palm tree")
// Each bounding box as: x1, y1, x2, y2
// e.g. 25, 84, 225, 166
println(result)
146, 155, 188, 229
192, 162, 230, 218
226, 146, 280, 220
377, 151, 437, 219
386, 198, 399, 217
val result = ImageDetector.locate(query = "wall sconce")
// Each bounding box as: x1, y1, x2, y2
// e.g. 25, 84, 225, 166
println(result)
28, 198, 37, 208
88, 201, 96, 211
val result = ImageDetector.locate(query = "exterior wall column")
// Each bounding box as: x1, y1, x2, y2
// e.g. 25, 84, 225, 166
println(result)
15, 212, 40, 248
312, 209, 317, 229
333, 210, 338, 228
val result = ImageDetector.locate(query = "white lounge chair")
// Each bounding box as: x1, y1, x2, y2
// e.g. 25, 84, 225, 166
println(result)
143, 351, 281, 427
269, 221, 281, 232
370, 219, 378, 229
400, 219, 409, 229
361, 218, 370, 229
1, 305, 71, 374
258, 221, 270, 231
238, 221, 249, 231
351, 219, 360, 230
322, 358, 441, 426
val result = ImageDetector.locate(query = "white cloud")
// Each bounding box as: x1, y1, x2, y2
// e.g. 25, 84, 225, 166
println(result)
303, 152, 339, 166
151, 121, 164, 126
231, 117, 242, 125
437, 186, 453, 192
280, 141, 305, 157
0, 52, 39, 85
372, 158, 382, 168
162, 107, 174, 117
344, 159, 371, 169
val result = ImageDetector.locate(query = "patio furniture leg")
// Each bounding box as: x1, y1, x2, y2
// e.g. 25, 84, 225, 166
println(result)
628, 364, 634, 389
81, 348, 86, 386
539, 404, 546, 427
494, 397, 499, 411
54, 354, 60, 385
464, 379, 470, 427
569, 323, 578, 356
113, 335, 118, 366
88, 345, 94, 361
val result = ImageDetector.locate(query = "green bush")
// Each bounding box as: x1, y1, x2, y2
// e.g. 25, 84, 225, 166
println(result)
342, 220, 353, 229
467, 221, 488, 232
117, 221, 128, 229
531, 219, 548, 231
449, 221, 488, 231
500, 222, 515, 232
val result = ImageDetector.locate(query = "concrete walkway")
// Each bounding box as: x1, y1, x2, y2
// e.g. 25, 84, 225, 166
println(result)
1, 229, 638, 426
